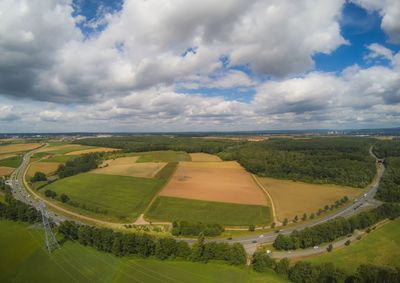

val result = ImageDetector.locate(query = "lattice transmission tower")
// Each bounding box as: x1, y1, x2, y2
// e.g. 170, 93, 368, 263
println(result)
39, 201, 60, 252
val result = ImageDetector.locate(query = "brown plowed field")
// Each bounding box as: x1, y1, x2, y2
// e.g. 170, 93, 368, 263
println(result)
92, 156, 166, 178
159, 161, 268, 205
0, 166, 14, 176
27, 162, 60, 177
258, 177, 362, 221
189, 153, 222, 162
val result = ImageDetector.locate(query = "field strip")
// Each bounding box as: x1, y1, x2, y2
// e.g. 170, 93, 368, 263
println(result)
251, 174, 280, 225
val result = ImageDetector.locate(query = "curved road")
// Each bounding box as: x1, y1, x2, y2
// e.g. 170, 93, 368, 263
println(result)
9, 145, 385, 255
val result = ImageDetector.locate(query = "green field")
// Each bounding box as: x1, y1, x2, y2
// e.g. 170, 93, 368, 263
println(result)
44, 173, 165, 221
42, 145, 95, 155
0, 155, 22, 168
154, 162, 178, 180
306, 219, 400, 272
146, 196, 271, 226
0, 220, 286, 283
137, 151, 191, 163
43, 155, 78, 163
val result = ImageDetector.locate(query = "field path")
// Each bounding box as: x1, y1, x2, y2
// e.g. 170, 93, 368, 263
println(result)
252, 174, 280, 225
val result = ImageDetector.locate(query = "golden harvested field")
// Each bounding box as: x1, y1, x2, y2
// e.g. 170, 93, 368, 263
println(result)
159, 161, 268, 205
0, 166, 14, 176
91, 156, 166, 178
258, 177, 362, 221
0, 143, 41, 154
189, 153, 222, 162
65, 147, 118, 155
27, 162, 60, 177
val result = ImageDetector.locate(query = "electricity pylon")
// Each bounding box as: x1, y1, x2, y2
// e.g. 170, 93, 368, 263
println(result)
39, 201, 60, 253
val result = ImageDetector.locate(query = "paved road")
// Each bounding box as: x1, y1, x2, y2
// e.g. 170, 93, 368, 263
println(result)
9, 144, 66, 225
9, 145, 385, 255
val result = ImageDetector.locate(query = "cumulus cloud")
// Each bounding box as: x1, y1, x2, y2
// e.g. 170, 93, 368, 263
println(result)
352, 0, 400, 43
0, 0, 347, 103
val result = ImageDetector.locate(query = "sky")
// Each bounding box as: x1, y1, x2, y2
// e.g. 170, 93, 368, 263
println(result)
0, 0, 399, 133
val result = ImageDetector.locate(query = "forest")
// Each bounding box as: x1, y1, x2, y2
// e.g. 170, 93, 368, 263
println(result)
374, 140, 400, 203
273, 203, 400, 250
76, 136, 376, 187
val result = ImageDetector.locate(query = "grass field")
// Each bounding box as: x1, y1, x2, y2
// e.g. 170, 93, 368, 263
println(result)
0, 220, 286, 283
92, 156, 167, 178
27, 162, 60, 177
160, 161, 268, 206
146, 196, 271, 226
189, 153, 222, 162
258, 177, 361, 221
43, 173, 165, 221
43, 155, 78, 163
0, 155, 22, 168
137, 151, 191, 163
0, 166, 15, 176
306, 219, 400, 272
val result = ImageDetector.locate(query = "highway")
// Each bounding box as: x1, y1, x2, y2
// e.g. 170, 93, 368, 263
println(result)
8, 145, 385, 255
8, 144, 66, 225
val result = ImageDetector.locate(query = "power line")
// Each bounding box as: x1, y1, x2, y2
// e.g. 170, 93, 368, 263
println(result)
39, 201, 60, 253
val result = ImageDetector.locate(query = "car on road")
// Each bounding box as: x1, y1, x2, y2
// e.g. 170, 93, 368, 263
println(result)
313, 246, 319, 249
252, 240, 257, 243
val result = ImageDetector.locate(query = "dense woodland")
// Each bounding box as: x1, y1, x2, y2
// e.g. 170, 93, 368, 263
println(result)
374, 140, 400, 203
74, 136, 241, 154
58, 221, 246, 265
76, 136, 376, 187
252, 252, 400, 283
57, 153, 103, 178
273, 203, 400, 250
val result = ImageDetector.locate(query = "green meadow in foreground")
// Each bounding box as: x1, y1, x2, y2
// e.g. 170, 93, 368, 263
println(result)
306, 219, 400, 272
43, 173, 165, 221
0, 220, 286, 283
146, 196, 271, 226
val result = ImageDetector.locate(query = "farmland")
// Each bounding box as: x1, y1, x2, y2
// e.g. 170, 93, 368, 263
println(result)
65, 147, 118, 155
27, 162, 60, 177
136, 150, 191, 162
0, 220, 286, 283
306, 219, 400, 272
0, 166, 14, 177
189, 153, 222, 162
0, 155, 22, 168
92, 156, 167, 178
146, 196, 271, 225
160, 161, 268, 205
42, 173, 165, 221
0, 143, 42, 154
258, 177, 361, 221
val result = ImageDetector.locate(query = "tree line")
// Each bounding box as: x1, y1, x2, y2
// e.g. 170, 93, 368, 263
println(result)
171, 221, 224, 237
273, 203, 400, 250
74, 136, 241, 154
58, 221, 246, 265
57, 153, 103, 178
252, 251, 400, 283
